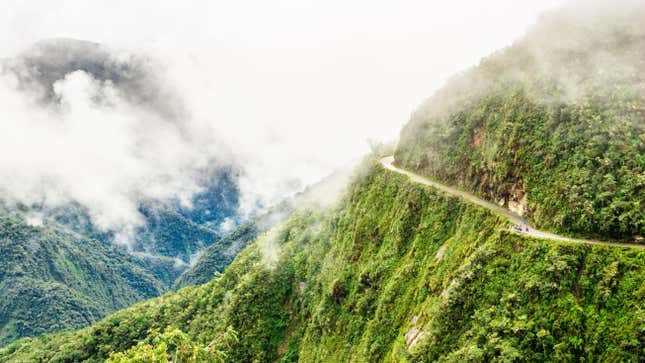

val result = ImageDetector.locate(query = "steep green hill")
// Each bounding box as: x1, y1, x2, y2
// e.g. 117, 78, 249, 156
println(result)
0, 38, 247, 348
2, 2, 643, 361
0, 214, 171, 347
174, 203, 295, 289
173, 221, 260, 289
2, 161, 642, 362
395, 1, 644, 239
175, 167, 351, 289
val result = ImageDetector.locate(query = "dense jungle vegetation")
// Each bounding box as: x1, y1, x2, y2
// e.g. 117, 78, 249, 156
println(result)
2, 163, 642, 362
396, 3, 645, 239
2, 2, 644, 361
174, 200, 297, 289
0, 215, 172, 347
0, 163, 241, 347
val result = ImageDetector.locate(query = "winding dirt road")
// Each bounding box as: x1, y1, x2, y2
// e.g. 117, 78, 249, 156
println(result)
380, 156, 644, 250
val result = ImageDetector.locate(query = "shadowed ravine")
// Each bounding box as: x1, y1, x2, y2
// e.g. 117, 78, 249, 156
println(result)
380, 156, 644, 250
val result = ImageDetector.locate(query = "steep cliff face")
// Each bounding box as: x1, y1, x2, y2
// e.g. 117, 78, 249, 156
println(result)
395, 1, 645, 239
2, 162, 642, 362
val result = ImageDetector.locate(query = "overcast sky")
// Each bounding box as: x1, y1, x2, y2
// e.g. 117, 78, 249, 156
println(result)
0, 0, 566, 232
1, 1, 564, 145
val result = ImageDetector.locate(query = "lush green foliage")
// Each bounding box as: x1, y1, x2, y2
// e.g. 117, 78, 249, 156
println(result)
106, 327, 237, 363
2, 163, 642, 362
2, 5, 643, 360
0, 215, 168, 347
135, 203, 221, 263
396, 5, 645, 239
175, 202, 295, 288
174, 222, 259, 288
0, 175, 240, 346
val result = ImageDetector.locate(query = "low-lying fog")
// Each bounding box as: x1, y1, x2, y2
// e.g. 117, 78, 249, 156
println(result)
0, 0, 565, 237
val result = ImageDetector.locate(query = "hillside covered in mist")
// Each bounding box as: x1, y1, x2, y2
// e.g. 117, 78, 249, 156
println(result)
0, 39, 246, 345
1, 1, 643, 362
396, 0, 644, 239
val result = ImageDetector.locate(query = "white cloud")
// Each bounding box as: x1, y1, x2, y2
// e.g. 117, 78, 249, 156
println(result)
0, 67, 218, 234
0, 0, 567, 235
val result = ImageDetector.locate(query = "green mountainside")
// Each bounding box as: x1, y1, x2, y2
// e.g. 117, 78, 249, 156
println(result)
0, 214, 171, 347
0, 38, 246, 347
173, 221, 260, 289
396, 2, 645, 239
1, 162, 642, 362
0, 200, 232, 346
2, 2, 644, 361
174, 203, 295, 289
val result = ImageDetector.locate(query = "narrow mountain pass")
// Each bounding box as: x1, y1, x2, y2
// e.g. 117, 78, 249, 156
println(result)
380, 156, 644, 250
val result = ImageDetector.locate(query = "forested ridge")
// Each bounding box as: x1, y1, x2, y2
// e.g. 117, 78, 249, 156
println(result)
0, 214, 169, 347
1, 161, 642, 362
396, 2, 645, 239
0, 38, 244, 347
1, 1, 643, 361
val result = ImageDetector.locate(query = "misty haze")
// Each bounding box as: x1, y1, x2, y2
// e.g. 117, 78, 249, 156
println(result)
0, 0, 643, 362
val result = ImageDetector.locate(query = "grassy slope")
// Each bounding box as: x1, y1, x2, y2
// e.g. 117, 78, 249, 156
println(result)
2, 163, 642, 362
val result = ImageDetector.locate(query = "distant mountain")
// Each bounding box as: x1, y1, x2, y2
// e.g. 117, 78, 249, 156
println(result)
0, 209, 171, 347
0, 39, 243, 346
0, 176, 241, 346
2, 37, 242, 258
2, 38, 181, 120
173, 168, 240, 231
395, 2, 644, 239
175, 168, 352, 288
36, 169, 240, 264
